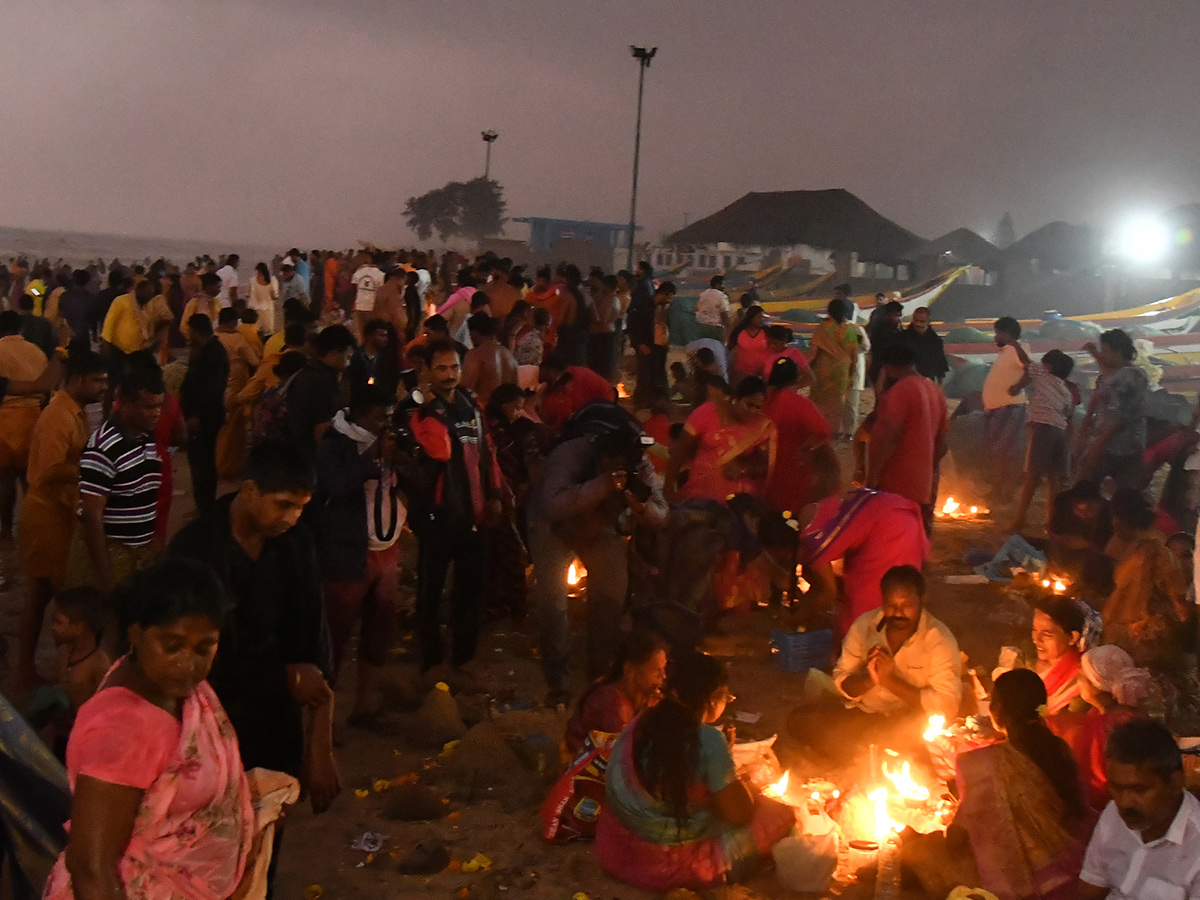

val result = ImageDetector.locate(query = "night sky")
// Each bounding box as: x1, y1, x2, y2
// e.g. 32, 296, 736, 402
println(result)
3, 0, 1197, 248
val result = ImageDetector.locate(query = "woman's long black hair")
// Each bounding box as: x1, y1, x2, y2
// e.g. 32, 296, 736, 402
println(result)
992, 669, 1085, 822
632, 650, 728, 830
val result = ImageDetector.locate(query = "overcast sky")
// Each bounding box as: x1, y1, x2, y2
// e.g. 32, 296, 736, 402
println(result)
3, 0, 1198, 249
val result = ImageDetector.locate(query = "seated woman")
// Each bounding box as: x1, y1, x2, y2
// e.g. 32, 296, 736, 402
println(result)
1048, 645, 1151, 810
665, 376, 777, 505
595, 651, 794, 892
43, 559, 256, 900
564, 630, 668, 758
906, 669, 1090, 900
1103, 488, 1191, 666
1030, 597, 1089, 715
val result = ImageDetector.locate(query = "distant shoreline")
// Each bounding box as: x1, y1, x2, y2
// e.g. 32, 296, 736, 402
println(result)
0, 224, 289, 267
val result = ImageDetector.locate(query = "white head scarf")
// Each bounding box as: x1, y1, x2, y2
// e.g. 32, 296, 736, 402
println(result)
1081, 645, 1153, 707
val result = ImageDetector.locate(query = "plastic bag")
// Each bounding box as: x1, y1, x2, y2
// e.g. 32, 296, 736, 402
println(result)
730, 735, 782, 792
772, 831, 839, 893
540, 732, 618, 843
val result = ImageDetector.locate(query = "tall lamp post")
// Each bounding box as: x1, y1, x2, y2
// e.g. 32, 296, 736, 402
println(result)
627, 46, 656, 271
481, 130, 498, 179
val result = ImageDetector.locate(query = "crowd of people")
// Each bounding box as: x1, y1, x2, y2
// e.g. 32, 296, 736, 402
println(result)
0, 248, 1198, 900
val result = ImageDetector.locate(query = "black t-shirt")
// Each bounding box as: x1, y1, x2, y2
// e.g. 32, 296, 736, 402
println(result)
285, 361, 342, 450
170, 494, 331, 774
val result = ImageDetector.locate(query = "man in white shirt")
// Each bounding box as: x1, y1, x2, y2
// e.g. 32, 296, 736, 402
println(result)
694, 274, 732, 341
1078, 719, 1200, 900
351, 254, 386, 337
216, 254, 240, 308
981, 316, 1028, 496
832, 564, 962, 719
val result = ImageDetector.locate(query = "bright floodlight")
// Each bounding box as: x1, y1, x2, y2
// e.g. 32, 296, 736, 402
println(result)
1117, 216, 1171, 263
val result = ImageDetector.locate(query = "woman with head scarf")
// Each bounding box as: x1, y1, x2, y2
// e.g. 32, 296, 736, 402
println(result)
1048, 645, 1152, 810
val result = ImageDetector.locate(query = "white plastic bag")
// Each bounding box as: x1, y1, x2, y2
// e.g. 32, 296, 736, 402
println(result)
773, 831, 839, 893
730, 735, 782, 792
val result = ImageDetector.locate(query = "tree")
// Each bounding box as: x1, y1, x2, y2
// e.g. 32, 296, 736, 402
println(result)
403, 177, 507, 243
993, 212, 1016, 250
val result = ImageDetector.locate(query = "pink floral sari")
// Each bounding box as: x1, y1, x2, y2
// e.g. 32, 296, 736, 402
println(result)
44, 671, 253, 900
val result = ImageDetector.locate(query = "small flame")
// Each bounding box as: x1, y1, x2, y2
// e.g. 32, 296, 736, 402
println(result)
923, 715, 948, 742
941, 497, 960, 515
616, 382, 631, 400
567, 561, 586, 587
1053, 580, 1067, 593
969, 506, 978, 514
869, 787, 899, 840
884, 761, 930, 803
764, 770, 789, 799
1042, 579, 1052, 588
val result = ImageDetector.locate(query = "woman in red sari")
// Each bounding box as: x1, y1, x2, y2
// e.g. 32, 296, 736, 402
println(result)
727, 306, 771, 387
1048, 645, 1151, 810
44, 559, 254, 900
1028, 597, 1089, 715
665, 377, 777, 504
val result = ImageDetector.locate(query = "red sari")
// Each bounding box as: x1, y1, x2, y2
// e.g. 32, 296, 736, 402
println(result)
804, 489, 930, 632
1047, 707, 1141, 810
679, 402, 777, 503
1039, 649, 1083, 715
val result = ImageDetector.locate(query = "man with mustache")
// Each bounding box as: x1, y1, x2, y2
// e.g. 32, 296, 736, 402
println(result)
832, 564, 961, 720
1078, 719, 1200, 899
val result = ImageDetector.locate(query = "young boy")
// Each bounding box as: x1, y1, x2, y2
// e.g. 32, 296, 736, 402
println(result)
1009, 348, 1077, 533
30, 586, 111, 757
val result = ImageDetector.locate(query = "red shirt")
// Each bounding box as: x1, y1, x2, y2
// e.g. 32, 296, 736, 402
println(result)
871, 374, 947, 506
764, 389, 831, 513
540, 366, 616, 430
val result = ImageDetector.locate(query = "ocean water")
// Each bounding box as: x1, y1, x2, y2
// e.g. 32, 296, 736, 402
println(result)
0, 224, 283, 267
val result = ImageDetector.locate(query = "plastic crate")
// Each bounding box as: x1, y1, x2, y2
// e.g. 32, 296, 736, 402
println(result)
769, 629, 834, 673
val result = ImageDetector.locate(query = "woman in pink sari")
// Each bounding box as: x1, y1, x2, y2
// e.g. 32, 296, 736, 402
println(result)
800, 486, 930, 634
665, 377, 777, 504
45, 559, 254, 900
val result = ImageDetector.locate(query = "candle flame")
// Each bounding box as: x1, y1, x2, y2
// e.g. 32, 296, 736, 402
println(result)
869, 787, 899, 840
923, 715, 948, 742
941, 497, 960, 515
764, 770, 789, 799
616, 382, 631, 400
1053, 580, 1067, 593
884, 761, 930, 803
567, 561, 586, 586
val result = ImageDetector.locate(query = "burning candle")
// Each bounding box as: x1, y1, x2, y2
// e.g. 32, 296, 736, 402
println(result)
764, 770, 790, 800
567, 561, 586, 587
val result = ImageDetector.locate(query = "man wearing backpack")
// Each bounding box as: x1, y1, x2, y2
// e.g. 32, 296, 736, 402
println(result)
407, 338, 505, 679
527, 404, 668, 707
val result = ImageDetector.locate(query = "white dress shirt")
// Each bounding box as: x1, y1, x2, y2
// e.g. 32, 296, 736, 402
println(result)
1081, 791, 1200, 900
832, 609, 962, 718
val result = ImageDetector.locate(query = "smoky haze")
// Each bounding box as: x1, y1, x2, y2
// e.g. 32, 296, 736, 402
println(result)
3, 0, 1198, 249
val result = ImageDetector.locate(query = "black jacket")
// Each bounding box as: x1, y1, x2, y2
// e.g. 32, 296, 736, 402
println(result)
180, 337, 229, 432
626, 276, 656, 347
902, 326, 950, 381
309, 427, 381, 581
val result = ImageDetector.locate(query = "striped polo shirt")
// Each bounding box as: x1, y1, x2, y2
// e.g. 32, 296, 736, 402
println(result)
79, 420, 162, 547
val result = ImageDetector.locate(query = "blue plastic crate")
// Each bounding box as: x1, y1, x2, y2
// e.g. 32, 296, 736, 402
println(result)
769, 629, 834, 673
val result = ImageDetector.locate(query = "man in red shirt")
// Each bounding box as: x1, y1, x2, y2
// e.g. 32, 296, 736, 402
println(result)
538, 352, 617, 431
867, 344, 948, 533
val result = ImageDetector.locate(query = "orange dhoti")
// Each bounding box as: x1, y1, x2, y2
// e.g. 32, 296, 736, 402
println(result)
19, 492, 76, 583
0, 405, 42, 469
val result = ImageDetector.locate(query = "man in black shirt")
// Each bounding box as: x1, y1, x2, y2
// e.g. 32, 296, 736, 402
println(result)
408, 339, 504, 674
180, 314, 229, 514
902, 306, 950, 383
867, 300, 904, 386
170, 440, 339, 807
285, 324, 356, 451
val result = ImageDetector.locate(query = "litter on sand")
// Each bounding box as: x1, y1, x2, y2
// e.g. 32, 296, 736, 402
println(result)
350, 831, 387, 853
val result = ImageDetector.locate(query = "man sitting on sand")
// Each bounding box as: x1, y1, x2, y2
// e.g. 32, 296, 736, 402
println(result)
789, 566, 961, 759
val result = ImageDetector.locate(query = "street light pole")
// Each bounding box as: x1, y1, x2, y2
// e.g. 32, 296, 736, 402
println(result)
627, 46, 656, 271
481, 130, 498, 180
